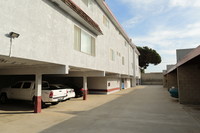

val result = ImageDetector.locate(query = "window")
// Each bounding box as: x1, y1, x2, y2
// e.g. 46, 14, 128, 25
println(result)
103, 15, 109, 28
11, 82, 23, 88
82, 0, 93, 9
125, 41, 127, 47
74, 26, 81, 51
110, 49, 115, 61
122, 56, 125, 65
82, 0, 89, 6
117, 52, 121, 57
74, 26, 95, 56
81, 30, 92, 54
22, 82, 31, 89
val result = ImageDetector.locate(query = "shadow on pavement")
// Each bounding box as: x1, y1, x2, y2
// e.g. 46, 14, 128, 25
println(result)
55, 111, 86, 115
0, 100, 34, 113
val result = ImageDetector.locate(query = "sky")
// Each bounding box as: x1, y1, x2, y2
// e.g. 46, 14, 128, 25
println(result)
106, 0, 200, 73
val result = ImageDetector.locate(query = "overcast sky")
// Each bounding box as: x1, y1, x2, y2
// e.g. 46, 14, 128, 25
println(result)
106, 0, 200, 73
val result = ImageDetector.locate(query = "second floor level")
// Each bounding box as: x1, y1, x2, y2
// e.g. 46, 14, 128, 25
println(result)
0, 0, 140, 76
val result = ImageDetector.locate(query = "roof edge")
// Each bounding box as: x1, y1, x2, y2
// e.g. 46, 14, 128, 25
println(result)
53, 0, 103, 35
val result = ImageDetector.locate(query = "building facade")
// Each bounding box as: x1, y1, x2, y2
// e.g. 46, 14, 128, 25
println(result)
164, 46, 200, 104
0, 0, 140, 112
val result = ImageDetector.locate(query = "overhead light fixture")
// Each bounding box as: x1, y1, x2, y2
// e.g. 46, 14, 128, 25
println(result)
9, 32, 20, 38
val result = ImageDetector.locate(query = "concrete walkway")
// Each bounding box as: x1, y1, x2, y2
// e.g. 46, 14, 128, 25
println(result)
1, 86, 200, 133
41, 85, 200, 133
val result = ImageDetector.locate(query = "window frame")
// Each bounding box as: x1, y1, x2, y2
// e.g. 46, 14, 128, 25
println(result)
110, 49, 115, 61
122, 56, 125, 65
103, 15, 109, 28
74, 25, 96, 56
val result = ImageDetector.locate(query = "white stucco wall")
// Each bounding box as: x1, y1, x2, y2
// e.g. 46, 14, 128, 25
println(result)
134, 52, 141, 78
107, 78, 120, 90
0, 0, 138, 77
88, 77, 120, 90
126, 78, 131, 88
0, 0, 72, 66
72, 0, 136, 75
87, 77, 107, 90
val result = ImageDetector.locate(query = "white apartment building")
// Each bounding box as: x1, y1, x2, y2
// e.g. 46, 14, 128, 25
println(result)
0, 0, 140, 112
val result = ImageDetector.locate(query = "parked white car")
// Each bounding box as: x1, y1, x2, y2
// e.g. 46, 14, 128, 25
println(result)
0, 81, 67, 106
49, 84, 75, 100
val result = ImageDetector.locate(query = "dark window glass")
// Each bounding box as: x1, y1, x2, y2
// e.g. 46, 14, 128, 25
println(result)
42, 82, 49, 88
50, 85, 59, 89
22, 82, 31, 89
11, 82, 23, 88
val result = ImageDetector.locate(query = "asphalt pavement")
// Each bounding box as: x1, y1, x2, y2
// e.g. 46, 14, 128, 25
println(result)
41, 86, 200, 133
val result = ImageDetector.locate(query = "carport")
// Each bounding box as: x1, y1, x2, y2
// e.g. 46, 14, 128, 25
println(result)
0, 55, 68, 113
67, 67, 105, 99
164, 45, 200, 104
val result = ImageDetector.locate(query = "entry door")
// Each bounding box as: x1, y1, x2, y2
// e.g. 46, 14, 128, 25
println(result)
121, 79, 124, 89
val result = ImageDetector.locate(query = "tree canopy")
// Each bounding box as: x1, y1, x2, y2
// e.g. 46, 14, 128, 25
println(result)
137, 46, 161, 71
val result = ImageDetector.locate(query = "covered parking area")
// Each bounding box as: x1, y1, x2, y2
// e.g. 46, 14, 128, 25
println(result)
0, 59, 106, 113
46, 68, 136, 96
0, 55, 68, 113
44, 67, 106, 100
164, 45, 200, 104
0, 56, 136, 113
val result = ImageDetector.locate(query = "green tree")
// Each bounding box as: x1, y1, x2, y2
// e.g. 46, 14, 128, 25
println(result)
137, 46, 161, 72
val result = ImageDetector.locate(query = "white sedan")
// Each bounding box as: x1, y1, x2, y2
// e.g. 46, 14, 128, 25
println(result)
49, 84, 75, 100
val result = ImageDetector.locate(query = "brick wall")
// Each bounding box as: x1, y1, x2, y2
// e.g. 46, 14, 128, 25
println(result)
141, 73, 163, 85
167, 71, 178, 89
178, 64, 200, 104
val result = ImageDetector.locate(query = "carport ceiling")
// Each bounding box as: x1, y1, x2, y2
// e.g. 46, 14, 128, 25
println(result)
0, 56, 59, 68
69, 66, 95, 72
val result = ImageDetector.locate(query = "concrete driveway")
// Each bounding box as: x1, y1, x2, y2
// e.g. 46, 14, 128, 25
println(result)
1, 85, 200, 133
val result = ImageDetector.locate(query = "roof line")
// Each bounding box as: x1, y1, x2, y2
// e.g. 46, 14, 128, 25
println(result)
167, 45, 200, 74
61, 0, 103, 34
101, 1, 140, 53
98, 1, 130, 42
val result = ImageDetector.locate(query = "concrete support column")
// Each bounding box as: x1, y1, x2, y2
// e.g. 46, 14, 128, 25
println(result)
83, 76, 87, 100
120, 78, 122, 90
177, 64, 200, 104
131, 77, 136, 87
34, 74, 42, 113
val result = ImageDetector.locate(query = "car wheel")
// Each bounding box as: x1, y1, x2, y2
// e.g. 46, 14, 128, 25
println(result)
0, 94, 8, 104
51, 102, 59, 105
